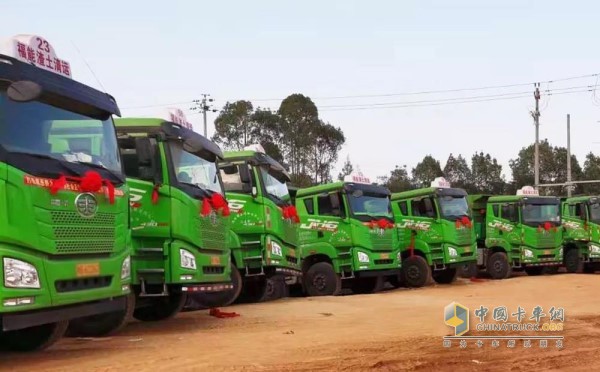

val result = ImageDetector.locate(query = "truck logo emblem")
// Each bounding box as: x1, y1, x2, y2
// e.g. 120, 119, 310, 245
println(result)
75, 193, 98, 218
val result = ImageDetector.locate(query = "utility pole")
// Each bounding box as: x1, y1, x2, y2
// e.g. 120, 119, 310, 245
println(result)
531, 83, 541, 190
191, 94, 218, 137
567, 114, 572, 197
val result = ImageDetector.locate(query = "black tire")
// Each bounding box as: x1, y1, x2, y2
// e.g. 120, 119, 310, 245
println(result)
458, 262, 479, 278
543, 266, 559, 275
185, 265, 243, 310
66, 293, 135, 337
525, 267, 544, 276
401, 256, 431, 288
304, 262, 341, 296
351, 276, 384, 294
486, 252, 511, 279
564, 248, 582, 273
238, 274, 287, 303
133, 291, 187, 322
433, 268, 458, 284
0, 321, 68, 352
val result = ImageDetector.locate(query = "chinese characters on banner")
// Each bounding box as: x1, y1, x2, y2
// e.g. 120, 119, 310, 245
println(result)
9, 35, 72, 78
166, 108, 193, 130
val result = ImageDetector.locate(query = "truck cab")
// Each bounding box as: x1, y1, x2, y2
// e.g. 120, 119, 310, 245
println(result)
469, 186, 563, 279
295, 172, 400, 296
561, 196, 600, 273
114, 117, 232, 319
191, 145, 300, 306
391, 177, 477, 287
0, 35, 131, 350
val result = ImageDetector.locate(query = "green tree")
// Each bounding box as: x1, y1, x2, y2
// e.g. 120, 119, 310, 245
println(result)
212, 100, 255, 150
251, 108, 284, 163
337, 155, 354, 181
443, 154, 472, 191
278, 94, 319, 178
582, 152, 600, 194
471, 152, 505, 194
412, 155, 443, 188
308, 121, 345, 183
379, 165, 412, 192
509, 140, 582, 195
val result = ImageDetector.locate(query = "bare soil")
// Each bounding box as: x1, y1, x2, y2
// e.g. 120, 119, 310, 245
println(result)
1, 273, 598, 371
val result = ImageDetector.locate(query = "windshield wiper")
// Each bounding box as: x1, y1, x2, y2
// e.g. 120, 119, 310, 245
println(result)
74, 161, 124, 184
178, 181, 211, 197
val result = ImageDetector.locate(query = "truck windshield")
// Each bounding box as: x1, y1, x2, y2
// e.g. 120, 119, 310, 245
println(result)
0, 90, 122, 176
589, 203, 600, 224
522, 203, 561, 225
348, 193, 392, 220
260, 167, 290, 203
438, 195, 470, 220
170, 142, 223, 194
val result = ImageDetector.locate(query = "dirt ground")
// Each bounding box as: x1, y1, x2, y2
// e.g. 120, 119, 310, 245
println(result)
1, 273, 599, 372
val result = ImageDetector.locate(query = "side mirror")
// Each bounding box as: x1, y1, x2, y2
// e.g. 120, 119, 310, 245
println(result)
7, 80, 42, 102
251, 186, 258, 198
239, 164, 252, 184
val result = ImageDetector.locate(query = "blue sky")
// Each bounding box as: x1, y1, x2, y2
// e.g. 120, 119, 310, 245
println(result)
3, 0, 600, 183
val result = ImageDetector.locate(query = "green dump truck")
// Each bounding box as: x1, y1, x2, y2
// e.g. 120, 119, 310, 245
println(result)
469, 186, 563, 279
0, 35, 131, 351
390, 177, 477, 287
561, 196, 600, 273
189, 145, 300, 306
295, 172, 400, 295
101, 117, 232, 322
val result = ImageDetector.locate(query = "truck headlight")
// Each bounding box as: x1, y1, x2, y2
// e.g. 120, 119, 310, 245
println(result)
271, 241, 283, 256
3, 258, 40, 289
448, 247, 458, 257
180, 249, 197, 270
121, 256, 131, 280
523, 249, 534, 258
357, 252, 370, 263
589, 245, 600, 254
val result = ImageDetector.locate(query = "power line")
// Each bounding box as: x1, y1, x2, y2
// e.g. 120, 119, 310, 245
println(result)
118, 72, 600, 110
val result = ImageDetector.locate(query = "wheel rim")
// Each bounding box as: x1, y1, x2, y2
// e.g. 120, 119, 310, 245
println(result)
493, 259, 503, 273
313, 273, 327, 291
265, 279, 275, 297
407, 265, 421, 282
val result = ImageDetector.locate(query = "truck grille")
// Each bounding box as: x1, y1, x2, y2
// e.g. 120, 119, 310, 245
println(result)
50, 211, 116, 254
371, 235, 393, 250
286, 255, 298, 265
55, 276, 112, 293
455, 228, 473, 246
198, 216, 228, 251
375, 259, 393, 265
536, 234, 557, 248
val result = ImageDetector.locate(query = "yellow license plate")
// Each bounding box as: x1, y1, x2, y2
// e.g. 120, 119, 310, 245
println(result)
380, 253, 389, 259
544, 250, 551, 255
211, 256, 221, 265
464, 247, 471, 253
76, 263, 100, 277
288, 249, 295, 257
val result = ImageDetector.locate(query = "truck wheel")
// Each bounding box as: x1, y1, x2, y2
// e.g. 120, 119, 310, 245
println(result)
486, 252, 511, 279
401, 256, 431, 288
66, 293, 135, 337
524, 267, 544, 276
185, 265, 243, 310
433, 268, 458, 284
351, 276, 384, 294
133, 291, 187, 322
304, 262, 341, 296
0, 321, 68, 352
564, 248, 582, 273
239, 274, 287, 303
458, 262, 479, 278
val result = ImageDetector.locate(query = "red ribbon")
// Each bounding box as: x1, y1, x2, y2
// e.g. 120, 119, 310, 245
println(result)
281, 205, 300, 223
455, 216, 472, 229
200, 193, 230, 217
365, 219, 394, 230
209, 308, 240, 318
151, 184, 160, 204
50, 171, 115, 204
537, 222, 556, 232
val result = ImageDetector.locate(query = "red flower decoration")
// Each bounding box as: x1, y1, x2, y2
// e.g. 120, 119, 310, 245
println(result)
80, 171, 103, 193
201, 197, 212, 216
